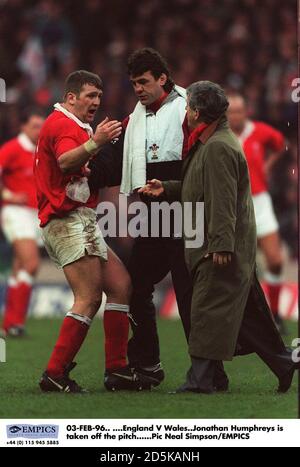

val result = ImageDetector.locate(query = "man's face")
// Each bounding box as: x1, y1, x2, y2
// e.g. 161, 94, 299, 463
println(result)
68, 84, 102, 123
227, 96, 248, 133
22, 115, 44, 144
186, 97, 199, 130
130, 71, 167, 106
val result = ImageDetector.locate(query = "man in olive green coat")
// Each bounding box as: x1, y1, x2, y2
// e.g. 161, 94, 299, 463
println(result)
139, 81, 298, 394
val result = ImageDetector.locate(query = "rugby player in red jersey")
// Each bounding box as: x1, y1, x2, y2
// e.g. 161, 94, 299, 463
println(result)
34, 70, 148, 392
227, 94, 287, 333
0, 111, 44, 337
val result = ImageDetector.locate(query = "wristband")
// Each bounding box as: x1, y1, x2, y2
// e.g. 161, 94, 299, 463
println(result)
2, 188, 13, 201
84, 138, 99, 156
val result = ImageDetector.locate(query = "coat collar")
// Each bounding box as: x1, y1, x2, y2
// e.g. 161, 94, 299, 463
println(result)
182, 114, 229, 178
198, 114, 228, 144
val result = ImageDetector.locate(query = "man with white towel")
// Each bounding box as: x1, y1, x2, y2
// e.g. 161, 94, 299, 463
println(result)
89, 48, 229, 391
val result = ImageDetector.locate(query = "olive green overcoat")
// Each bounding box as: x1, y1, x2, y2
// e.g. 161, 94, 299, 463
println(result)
163, 116, 258, 360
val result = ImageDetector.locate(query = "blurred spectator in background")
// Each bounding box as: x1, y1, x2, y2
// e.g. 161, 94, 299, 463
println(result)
227, 94, 287, 334
0, 109, 44, 337
0, 0, 297, 259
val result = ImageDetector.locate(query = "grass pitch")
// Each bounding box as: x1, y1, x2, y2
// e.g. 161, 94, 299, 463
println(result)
0, 318, 298, 419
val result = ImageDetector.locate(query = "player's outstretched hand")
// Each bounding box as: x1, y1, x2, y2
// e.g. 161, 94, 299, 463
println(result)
138, 179, 164, 197
93, 117, 122, 146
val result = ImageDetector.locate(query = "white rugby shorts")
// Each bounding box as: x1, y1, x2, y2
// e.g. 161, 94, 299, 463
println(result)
1, 205, 43, 246
252, 191, 279, 238
41, 207, 108, 269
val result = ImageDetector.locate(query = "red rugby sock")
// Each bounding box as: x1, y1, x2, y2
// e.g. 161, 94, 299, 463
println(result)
46, 316, 90, 378
103, 308, 129, 371
266, 283, 282, 316
13, 282, 32, 327
2, 278, 18, 331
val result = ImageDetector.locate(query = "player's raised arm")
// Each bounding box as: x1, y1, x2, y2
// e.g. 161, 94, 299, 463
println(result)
58, 117, 122, 174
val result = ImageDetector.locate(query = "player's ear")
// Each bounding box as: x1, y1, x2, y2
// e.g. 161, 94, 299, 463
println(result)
158, 73, 167, 87
65, 92, 77, 106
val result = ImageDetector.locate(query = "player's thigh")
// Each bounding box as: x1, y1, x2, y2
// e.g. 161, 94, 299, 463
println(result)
11, 256, 21, 276
13, 239, 40, 271
258, 231, 283, 267
102, 247, 132, 303
63, 255, 103, 301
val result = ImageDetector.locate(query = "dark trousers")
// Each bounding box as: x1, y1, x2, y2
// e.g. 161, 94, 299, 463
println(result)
236, 276, 294, 378
127, 237, 192, 367
182, 276, 294, 391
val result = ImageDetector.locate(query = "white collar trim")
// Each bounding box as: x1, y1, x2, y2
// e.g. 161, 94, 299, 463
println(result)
17, 133, 36, 152
238, 120, 255, 144
54, 103, 93, 135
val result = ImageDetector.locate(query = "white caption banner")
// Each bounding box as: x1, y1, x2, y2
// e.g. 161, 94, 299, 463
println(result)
0, 419, 299, 448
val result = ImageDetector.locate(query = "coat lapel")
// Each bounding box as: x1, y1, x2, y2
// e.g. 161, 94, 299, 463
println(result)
182, 115, 229, 178
182, 142, 200, 178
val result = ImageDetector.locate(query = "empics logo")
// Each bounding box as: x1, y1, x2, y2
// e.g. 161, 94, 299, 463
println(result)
0, 78, 6, 102
0, 338, 6, 363
8, 426, 22, 434
6, 424, 59, 439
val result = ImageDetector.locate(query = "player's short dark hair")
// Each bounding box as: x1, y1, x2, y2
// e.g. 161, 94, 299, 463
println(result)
63, 70, 103, 100
226, 91, 248, 106
187, 81, 229, 123
127, 48, 174, 92
20, 108, 45, 125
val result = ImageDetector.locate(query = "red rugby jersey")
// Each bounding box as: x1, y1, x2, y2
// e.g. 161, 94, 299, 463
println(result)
238, 121, 284, 195
34, 109, 99, 227
0, 133, 37, 209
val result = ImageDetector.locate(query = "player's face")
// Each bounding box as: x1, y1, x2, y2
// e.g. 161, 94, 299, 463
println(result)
72, 84, 102, 123
130, 71, 167, 106
22, 115, 44, 144
227, 97, 247, 133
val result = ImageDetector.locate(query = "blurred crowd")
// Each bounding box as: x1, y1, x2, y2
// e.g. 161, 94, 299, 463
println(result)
0, 0, 298, 257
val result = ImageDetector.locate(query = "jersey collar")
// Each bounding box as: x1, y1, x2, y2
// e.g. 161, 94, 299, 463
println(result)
54, 103, 93, 136
17, 133, 36, 152
238, 120, 255, 144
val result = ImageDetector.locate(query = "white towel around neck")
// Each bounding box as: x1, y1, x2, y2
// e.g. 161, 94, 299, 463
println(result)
120, 85, 186, 195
